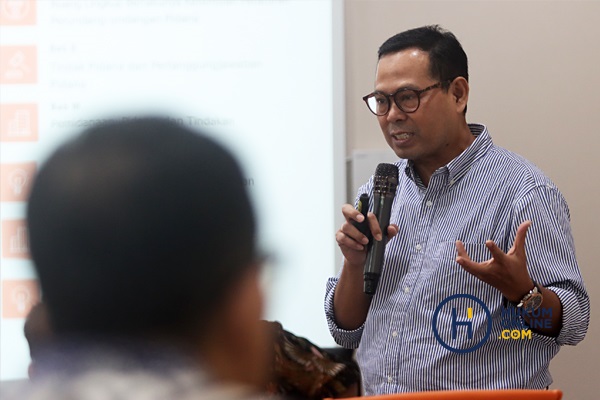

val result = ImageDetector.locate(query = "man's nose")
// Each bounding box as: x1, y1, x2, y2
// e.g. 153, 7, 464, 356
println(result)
386, 100, 407, 122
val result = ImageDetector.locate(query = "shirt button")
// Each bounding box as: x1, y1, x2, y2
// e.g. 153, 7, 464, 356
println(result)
387, 376, 393, 383
403, 287, 410, 293
426, 200, 433, 207
415, 243, 422, 251
392, 331, 398, 337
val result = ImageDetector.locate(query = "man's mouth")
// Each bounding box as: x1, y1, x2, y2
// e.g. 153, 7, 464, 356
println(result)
390, 131, 413, 141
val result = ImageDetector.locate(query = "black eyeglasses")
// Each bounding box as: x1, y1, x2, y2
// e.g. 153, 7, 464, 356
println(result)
362, 81, 446, 116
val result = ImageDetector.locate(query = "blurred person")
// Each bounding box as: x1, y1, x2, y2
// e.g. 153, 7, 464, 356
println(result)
327, 25, 589, 394
7, 117, 272, 400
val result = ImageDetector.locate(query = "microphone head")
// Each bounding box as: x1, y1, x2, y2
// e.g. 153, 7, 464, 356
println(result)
373, 163, 399, 196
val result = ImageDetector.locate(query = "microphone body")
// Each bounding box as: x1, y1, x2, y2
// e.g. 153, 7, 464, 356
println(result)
364, 163, 398, 295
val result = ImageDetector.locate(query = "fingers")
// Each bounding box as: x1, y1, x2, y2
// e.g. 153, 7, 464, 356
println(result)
484, 220, 531, 261
366, 212, 383, 241
484, 240, 506, 263
455, 240, 489, 275
335, 229, 365, 251
455, 240, 473, 267
338, 204, 369, 250
387, 224, 399, 239
340, 204, 383, 242
513, 220, 531, 256
338, 221, 368, 247
338, 204, 398, 248
341, 203, 364, 223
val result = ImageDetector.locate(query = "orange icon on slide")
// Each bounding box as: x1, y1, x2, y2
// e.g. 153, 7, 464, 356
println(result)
0, 45, 37, 84
1, 219, 29, 259
1, 279, 40, 319
0, 162, 36, 202
0, 103, 38, 142
0, 0, 36, 25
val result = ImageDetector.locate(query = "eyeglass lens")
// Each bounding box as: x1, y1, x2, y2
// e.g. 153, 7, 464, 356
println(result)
366, 90, 420, 115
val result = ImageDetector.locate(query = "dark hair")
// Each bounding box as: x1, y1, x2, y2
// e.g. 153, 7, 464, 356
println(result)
378, 25, 469, 90
27, 117, 257, 342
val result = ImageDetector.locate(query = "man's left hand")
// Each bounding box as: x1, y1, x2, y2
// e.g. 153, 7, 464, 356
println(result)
455, 220, 534, 302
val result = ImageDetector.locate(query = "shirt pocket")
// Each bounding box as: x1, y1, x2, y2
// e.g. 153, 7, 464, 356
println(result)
428, 241, 492, 297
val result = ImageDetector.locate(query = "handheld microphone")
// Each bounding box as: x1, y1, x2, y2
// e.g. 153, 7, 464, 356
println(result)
364, 163, 399, 295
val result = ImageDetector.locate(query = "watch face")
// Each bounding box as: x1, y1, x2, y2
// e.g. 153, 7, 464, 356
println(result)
523, 293, 543, 313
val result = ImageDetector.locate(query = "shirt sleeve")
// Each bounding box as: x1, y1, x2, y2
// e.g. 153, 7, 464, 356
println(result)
324, 179, 377, 349
514, 182, 590, 346
324, 274, 364, 349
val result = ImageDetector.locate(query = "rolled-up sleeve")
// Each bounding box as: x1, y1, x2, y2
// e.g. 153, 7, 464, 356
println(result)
324, 275, 364, 349
325, 181, 375, 349
549, 284, 590, 345
516, 183, 590, 345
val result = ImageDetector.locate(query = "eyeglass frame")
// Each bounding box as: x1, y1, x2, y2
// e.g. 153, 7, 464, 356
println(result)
362, 80, 452, 116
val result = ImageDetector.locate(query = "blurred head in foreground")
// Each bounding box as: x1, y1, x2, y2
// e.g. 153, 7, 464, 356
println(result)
26, 116, 268, 389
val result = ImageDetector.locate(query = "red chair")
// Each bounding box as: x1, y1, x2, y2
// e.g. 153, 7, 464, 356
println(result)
327, 389, 562, 399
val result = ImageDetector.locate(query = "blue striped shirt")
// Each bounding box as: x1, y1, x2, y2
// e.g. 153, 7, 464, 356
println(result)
325, 124, 589, 395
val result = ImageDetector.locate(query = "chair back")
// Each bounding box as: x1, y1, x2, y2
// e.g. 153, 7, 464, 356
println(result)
326, 389, 562, 400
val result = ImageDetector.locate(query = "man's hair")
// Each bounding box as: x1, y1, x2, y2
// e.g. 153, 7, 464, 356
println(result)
27, 117, 257, 342
378, 25, 469, 90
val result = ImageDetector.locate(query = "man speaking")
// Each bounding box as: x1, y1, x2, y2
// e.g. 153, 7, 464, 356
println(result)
326, 25, 589, 394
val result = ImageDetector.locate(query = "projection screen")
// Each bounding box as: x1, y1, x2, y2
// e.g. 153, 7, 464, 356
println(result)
0, 0, 345, 380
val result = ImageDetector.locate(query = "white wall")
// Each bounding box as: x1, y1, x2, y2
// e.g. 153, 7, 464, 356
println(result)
345, 1, 600, 399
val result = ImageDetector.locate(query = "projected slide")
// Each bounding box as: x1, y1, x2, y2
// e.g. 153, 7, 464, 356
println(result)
0, 0, 341, 380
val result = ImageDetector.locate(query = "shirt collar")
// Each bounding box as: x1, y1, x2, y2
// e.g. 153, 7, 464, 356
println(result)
404, 123, 492, 187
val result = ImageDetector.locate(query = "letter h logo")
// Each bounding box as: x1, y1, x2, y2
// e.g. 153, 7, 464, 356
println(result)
451, 307, 473, 340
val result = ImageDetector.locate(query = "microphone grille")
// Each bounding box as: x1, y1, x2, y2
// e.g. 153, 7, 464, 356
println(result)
374, 163, 399, 179
373, 163, 398, 195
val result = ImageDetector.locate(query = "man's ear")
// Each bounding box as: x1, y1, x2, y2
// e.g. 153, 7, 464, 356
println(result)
28, 362, 36, 380
197, 263, 270, 389
450, 77, 469, 114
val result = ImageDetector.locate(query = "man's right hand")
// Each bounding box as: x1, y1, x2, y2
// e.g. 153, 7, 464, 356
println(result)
335, 203, 399, 268
332, 203, 399, 330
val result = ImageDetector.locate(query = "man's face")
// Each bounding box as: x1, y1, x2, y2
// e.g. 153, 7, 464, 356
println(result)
375, 48, 464, 174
